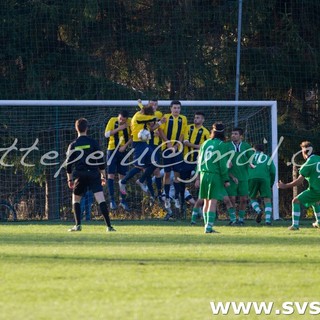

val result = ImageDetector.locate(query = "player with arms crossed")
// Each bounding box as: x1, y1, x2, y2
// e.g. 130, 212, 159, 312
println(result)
158, 100, 188, 212
104, 110, 132, 211
248, 144, 276, 225
277, 141, 320, 230
225, 127, 254, 225
66, 118, 115, 232
197, 122, 235, 233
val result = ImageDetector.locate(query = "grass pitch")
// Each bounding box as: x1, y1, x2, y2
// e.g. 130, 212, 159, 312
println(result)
0, 219, 319, 320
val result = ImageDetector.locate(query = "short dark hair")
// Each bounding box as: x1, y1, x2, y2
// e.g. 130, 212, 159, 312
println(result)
75, 118, 88, 133
195, 111, 205, 117
119, 110, 129, 118
232, 127, 244, 136
170, 100, 181, 107
142, 105, 154, 115
300, 141, 314, 155
254, 144, 264, 152
149, 98, 158, 102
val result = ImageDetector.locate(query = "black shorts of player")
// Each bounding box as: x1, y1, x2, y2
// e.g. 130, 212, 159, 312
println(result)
106, 149, 128, 176
73, 170, 103, 196
179, 162, 197, 180
162, 149, 184, 173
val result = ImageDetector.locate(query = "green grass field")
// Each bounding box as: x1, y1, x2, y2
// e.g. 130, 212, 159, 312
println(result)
0, 219, 319, 320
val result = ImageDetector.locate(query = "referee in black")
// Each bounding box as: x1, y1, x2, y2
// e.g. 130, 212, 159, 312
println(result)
66, 118, 115, 232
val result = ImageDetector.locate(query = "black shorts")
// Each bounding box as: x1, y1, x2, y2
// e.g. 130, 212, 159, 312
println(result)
73, 170, 103, 196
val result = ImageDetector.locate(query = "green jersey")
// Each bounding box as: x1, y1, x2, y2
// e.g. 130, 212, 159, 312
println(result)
198, 138, 229, 182
226, 141, 254, 181
299, 154, 320, 193
248, 151, 276, 185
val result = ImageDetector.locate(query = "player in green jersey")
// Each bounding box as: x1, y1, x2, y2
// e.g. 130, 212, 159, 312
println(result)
225, 128, 254, 225
278, 141, 320, 230
248, 144, 276, 225
197, 122, 235, 233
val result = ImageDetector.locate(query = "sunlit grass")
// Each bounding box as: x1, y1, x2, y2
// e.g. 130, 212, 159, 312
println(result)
0, 220, 319, 320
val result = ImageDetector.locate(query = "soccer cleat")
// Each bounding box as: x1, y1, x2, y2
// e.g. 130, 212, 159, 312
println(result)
288, 225, 299, 231
190, 221, 196, 225
68, 225, 82, 232
164, 198, 171, 209
228, 221, 237, 226
237, 220, 245, 226
174, 198, 180, 209
149, 196, 155, 207
118, 180, 127, 195
265, 222, 272, 226
119, 200, 130, 212
205, 228, 218, 233
109, 200, 117, 210
164, 209, 173, 221
256, 211, 263, 223
136, 180, 148, 193
107, 226, 116, 232
312, 222, 319, 228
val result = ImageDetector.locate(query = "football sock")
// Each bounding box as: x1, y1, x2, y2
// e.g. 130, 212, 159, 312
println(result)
107, 178, 114, 201
203, 210, 208, 225
191, 207, 200, 223
155, 177, 162, 196
164, 184, 170, 198
99, 201, 111, 228
265, 202, 272, 223
311, 204, 320, 223
173, 182, 180, 199
139, 164, 156, 183
238, 210, 245, 222
250, 199, 261, 214
292, 203, 300, 228
146, 176, 155, 198
205, 211, 216, 231
73, 202, 81, 226
228, 207, 236, 222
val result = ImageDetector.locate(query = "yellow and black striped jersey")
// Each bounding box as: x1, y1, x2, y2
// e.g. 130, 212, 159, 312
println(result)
160, 113, 188, 150
131, 112, 158, 142
104, 117, 131, 150
184, 124, 210, 161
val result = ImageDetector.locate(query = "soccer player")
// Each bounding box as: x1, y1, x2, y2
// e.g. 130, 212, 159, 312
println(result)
197, 122, 235, 233
225, 128, 254, 225
277, 141, 320, 230
248, 144, 276, 225
181, 111, 210, 222
66, 118, 115, 232
119, 103, 165, 199
105, 110, 132, 211
158, 100, 188, 212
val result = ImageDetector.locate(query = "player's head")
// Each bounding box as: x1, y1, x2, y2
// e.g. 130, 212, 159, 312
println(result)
118, 110, 129, 124
142, 104, 155, 115
210, 122, 225, 140
231, 127, 244, 143
170, 100, 181, 117
300, 141, 314, 159
194, 112, 205, 126
254, 144, 265, 152
75, 118, 88, 134
149, 98, 158, 111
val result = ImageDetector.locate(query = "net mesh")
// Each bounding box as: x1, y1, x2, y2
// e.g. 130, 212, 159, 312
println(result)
0, 102, 272, 220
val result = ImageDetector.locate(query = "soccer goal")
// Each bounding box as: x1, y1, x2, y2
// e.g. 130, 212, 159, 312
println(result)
0, 100, 278, 220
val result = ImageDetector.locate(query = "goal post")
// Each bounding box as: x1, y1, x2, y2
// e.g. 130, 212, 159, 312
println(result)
0, 100, 278, 220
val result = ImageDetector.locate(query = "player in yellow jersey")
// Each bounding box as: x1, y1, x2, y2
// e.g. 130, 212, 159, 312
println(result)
181, 112, 210, 222
119, 103, 166, 199
104, 110, 132, 211
158, 100, 188, 212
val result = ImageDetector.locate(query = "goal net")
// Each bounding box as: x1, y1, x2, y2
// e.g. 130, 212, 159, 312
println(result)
0, 100, 278, 220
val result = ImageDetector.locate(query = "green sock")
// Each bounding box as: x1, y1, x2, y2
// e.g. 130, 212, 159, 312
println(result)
312, 204, 320, 223
250, 199, 261, 214
238, 210, 245, 222
228, 207, 236, 222
265, 202, 272, 223
191, 207, 200, 223
292, 203, 301, 227
205, 211, 216, 231
203, 211, 208, 225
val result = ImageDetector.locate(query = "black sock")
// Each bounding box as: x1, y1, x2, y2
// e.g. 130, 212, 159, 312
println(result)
99, 201, 111, 227
73, 202, 81, 226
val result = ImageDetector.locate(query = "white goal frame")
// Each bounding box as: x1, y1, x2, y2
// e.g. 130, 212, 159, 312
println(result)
0, 100, 279, 220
